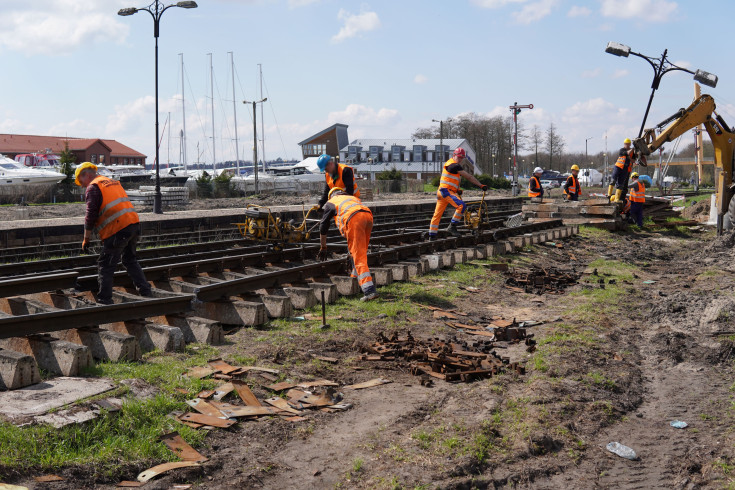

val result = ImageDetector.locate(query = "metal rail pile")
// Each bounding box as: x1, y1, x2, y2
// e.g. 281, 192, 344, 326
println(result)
360, 331, 525, 382
505, 266, 580, 294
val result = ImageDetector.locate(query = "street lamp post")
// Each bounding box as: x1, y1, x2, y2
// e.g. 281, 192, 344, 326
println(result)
118, 1, 198, 214
492, 153, 496, 177
585, 136, 594, 165
604, 42, 717, 138
243, 98, 267, 194
432, 119, 443, 176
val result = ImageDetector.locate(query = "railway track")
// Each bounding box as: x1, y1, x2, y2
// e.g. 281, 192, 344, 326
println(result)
0, 203, 574, 392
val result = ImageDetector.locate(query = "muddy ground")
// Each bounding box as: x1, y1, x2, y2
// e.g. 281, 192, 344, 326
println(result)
8, 224, 735, 489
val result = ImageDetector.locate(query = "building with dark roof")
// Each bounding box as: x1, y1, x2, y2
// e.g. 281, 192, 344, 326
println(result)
339, 138, 477, 181
297, 124, 349, 160
0, 134, 147, 166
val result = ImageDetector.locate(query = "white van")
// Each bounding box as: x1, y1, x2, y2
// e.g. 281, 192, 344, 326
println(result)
578, 168, 603, 186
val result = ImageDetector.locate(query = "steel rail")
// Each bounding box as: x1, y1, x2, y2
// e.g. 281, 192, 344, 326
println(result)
0, 272, 79, 298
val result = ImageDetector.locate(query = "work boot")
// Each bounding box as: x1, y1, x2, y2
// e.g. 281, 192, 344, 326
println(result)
445, 222, 461, 237
606, 184, 614, 198
428, 235, 437, 241
612, 189, 623, 203
360, 286, 379, 302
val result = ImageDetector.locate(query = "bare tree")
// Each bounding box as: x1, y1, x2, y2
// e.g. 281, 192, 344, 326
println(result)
529, 125, 543, 172
545, 122, 565, 171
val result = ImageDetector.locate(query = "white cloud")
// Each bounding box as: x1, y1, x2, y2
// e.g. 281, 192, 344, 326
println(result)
512, 0, 558, 23
326, 104, 400, 126
582, 68, 602, 78
673, 59, 691, 69
288, 0, 320, 8
567, 5, 591, 16
471, 0, 526, 7
414, 74, 428, 84
331, 8, 381, 43
600, 0, 678, 22
48, 119, 98, 138
613, 69, 629, 78
0, 1, 130, 55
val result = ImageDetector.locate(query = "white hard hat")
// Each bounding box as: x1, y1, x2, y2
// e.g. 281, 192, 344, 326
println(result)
534, 167, 543, 174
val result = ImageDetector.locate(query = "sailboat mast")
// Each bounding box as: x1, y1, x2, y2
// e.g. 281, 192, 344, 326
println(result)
231, 52, 240, 177
209, 53, 216, 174
180, 53, 188, 173
259, 63, 265, 172
167, 111, 171, 166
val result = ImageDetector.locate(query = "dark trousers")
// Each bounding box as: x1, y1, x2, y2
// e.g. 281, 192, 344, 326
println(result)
97, 223, 151, 303
611, 167, 629, 190
566, 194, 579, 201
630, 202, 644, 227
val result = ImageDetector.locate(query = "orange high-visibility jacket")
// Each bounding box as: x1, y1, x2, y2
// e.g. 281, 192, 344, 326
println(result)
564, 174, 580, 195
439, 159, 461, 192
629, 180, 645, 203
330, 194, 371, 237
326, 163, 360, 198
615, 148, 635, 172
90, 176, 139, 240
528, 176, 542, 198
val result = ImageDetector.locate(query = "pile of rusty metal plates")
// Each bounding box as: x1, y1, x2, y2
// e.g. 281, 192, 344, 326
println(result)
505, 266, 580, 294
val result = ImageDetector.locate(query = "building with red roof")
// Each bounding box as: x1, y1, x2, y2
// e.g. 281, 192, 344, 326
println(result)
0, 134, 147, 166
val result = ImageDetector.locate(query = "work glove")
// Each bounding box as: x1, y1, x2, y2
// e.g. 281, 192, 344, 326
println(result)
81, 239, 90, 254
317, 248, 329, 262
456, 188, 463, 196
480, 185, 488, 192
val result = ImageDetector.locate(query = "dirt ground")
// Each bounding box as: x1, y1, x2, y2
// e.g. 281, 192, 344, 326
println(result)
8, 223, 735, 489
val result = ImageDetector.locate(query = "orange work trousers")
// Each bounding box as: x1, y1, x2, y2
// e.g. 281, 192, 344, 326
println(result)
429, 188, 464, 236
344, 211, 374, 293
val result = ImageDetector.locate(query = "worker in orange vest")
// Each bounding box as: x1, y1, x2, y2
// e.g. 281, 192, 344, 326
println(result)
609, 138, 645, 202
317, 187, 377, 301
75, 162, 152, 305
563, 165, 581, 201
316, 154, 360, 209
529, 167, 544, 198
428, 148, 487, 239
628, 172, 645, 226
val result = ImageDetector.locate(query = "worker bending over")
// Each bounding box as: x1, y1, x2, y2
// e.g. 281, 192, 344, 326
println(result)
75, 162, 152, 304
628, 172, 645, 227
316, 154, 359, 209
563, 165, 581, 201
529, 167, 544, 198
428, 148, 487, 239
318, 187, 378, 302
608, 138, 642, 202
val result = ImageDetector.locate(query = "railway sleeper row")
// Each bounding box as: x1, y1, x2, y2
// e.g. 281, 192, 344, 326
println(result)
0, 223, 576, 391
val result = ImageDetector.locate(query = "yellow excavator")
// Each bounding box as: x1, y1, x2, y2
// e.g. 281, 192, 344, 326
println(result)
633, 94, 735, 234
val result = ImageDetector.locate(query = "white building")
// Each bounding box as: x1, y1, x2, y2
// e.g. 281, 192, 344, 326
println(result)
338, 138, 478, 181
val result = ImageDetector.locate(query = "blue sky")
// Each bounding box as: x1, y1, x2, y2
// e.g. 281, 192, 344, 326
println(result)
1, 0, 733, 164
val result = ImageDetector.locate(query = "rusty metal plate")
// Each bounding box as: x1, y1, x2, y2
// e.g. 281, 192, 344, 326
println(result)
232, 379, 262, 407
207, 358, 240, 375
116, 481, 145, 487
34, 475, 64, 482
344, 378, 392, 390
264, 397, 301, 415
297, 379, 338, 388
186, 398, 226, 418
178, 413, 236, 428
137, 461, 200, 483
184, 367, 215, 379
159, 432, 208, 462
266, 381, 296, 392
211, 382, 234, 401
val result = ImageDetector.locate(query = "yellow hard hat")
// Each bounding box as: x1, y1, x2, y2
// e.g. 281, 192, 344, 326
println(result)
630, 172, 639, 178
623, 138, 632, 144
328, 186, 346, 200
74, 162, 97, 186
570, 164, 580, 171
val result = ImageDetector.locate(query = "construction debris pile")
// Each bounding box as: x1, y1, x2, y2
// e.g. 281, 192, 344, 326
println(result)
505, 266, 580, 294
360, 331, 525, 382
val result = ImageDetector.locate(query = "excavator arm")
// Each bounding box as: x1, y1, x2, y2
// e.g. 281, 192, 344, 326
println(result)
632, 94, 735, 234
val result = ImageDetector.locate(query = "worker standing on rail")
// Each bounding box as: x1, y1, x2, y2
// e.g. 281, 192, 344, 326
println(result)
628, 172, 646, 227
317, 187, 378, 301
529, 167, 544, 199
428, 148, 487, 239
316, 154, 359, 210
563, 165, 581, 201
75, 162, 152, 305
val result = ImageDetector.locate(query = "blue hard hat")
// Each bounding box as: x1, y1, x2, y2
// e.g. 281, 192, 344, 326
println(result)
316, 154, 331, 172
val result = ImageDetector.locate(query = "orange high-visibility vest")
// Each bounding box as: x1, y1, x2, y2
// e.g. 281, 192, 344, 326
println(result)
528, 176, 542, 198
630, 181, 645, 203
326, 163, 360, 199
331, 194, 371, 237
564, 174, 580, 195
90, 175, 139, 240
439, 159, 461, 192
615, 149, 634, 172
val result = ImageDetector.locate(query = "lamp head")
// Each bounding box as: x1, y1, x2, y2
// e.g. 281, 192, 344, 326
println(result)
694, 69, 718, 88
117, 7, 138, 16
605, 41, 631, 57
176, 1, 198, 8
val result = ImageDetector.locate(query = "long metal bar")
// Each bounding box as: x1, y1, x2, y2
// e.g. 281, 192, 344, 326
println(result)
0, 272, 78, 298
0, 295, 194, 339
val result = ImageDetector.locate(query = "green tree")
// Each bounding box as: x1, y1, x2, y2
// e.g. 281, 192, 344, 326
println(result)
196, 171, 213, 198
56, 141, 76, 202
